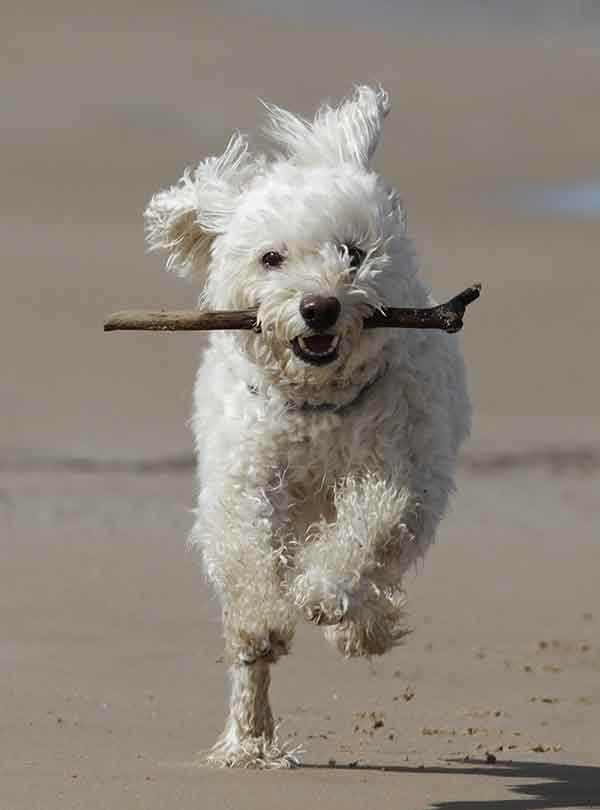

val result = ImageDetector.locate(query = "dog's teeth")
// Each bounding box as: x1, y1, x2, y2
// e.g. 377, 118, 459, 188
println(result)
298, 335, 339, 357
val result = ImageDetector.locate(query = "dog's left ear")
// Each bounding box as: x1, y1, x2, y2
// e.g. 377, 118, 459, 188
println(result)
265, 85, 390, 170
144, 134, 253, 279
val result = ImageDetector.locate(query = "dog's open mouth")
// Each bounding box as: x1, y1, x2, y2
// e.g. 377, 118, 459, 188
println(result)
292, 334, 340, 365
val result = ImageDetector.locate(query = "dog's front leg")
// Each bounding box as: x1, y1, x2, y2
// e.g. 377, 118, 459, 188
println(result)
194, 480, 295, 663
192, 479, 297, 767
293, 471, 446, 658
206, 658, 298, 769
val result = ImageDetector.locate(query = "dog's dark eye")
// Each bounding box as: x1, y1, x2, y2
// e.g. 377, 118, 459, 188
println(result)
261, 251, 285, 269
344, 244, 365, 269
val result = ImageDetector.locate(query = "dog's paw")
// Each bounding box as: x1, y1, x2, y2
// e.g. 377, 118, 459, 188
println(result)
232, 629, 290, 665
203, 732, 300, 769
303, 592, 349, 626
323, 586, 409, 657
324, 617, 409, 657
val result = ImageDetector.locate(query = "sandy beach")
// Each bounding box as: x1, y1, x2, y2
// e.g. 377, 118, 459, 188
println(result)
2, 3, 599, 807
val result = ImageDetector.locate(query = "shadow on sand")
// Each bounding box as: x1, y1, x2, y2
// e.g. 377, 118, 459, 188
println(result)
300, 758, 600, 809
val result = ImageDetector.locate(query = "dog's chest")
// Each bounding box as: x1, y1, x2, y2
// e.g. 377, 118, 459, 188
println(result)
271, 392, 407, 492
194, 355, 412, 495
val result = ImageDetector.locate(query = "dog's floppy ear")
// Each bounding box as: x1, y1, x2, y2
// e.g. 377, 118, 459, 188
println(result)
144, 133, 252, 278
265, 85, 390, 170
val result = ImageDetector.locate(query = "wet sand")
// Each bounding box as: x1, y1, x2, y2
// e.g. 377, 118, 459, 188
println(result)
2, 3, 600, 807
3, 466, 599, 808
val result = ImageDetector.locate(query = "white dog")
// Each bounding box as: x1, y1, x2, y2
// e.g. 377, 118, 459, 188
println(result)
145, 86, 471, 768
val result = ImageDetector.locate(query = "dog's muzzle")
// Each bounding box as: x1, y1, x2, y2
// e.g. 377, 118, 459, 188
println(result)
293, 294, 341, 365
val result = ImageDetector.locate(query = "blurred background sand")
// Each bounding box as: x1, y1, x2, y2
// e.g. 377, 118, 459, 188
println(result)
2, 3, 599, 808
3, 0, 600, 463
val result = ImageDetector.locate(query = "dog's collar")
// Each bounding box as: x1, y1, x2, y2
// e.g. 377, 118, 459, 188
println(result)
247, 363, 389, 415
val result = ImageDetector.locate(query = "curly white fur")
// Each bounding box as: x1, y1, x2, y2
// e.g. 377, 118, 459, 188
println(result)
145, 86, 471, 768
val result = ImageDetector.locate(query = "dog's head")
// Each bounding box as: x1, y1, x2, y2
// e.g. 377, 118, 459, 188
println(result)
145, 87, 420, 389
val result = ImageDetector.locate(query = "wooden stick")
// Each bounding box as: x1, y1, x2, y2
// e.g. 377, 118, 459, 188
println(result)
104, 283, 481, 334
104, 308, 260, 332
363, 283, 481, 333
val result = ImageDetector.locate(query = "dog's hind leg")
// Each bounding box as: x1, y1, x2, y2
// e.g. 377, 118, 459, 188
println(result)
205, 659, 297, 769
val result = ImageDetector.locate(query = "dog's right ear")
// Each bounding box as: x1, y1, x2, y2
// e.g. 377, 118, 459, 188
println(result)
144, 134, 252, 279
264, 86, 390, 171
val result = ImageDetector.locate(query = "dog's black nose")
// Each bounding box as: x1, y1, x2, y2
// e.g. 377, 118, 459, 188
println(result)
299, 295, 341, 331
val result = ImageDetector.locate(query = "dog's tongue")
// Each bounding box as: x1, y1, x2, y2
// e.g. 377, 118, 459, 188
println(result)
304, 335, 335, 353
